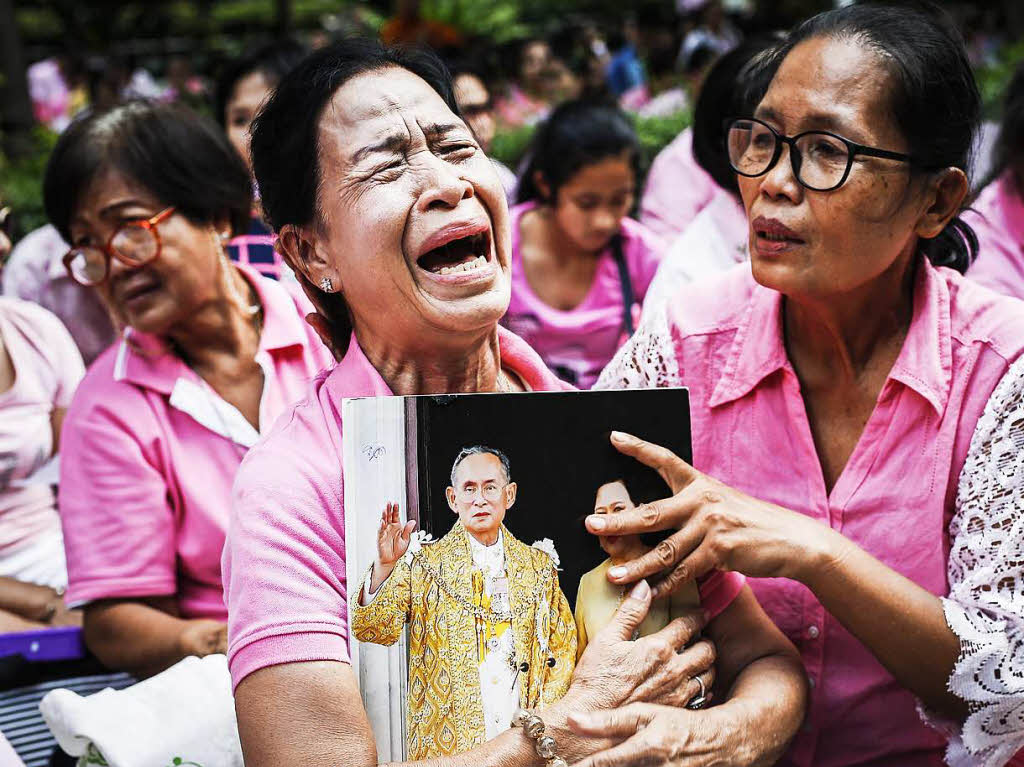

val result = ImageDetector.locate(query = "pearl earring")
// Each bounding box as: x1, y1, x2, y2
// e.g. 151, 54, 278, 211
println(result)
320, 277, 334, 293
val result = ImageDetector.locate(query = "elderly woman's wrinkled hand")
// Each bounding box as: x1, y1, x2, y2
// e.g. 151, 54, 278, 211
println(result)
589, 432, 840, 598
567, 702, 754, 767
565, 580, 716, 713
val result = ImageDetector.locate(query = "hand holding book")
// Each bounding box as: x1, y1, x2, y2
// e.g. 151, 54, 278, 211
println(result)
591, 431, 841, 597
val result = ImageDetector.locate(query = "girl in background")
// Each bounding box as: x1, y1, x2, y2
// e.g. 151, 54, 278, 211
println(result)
503, 101, 664, 388
215, 40, 307, 281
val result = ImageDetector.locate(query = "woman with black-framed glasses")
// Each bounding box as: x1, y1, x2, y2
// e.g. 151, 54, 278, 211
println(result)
40, 101, 333, 681
597, 3, 1024, 766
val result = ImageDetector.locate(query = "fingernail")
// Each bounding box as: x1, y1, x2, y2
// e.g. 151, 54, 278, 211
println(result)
610, 430, 629, 443
629, 579, 650, 599
589, 516, 606, 531
609, 566, 628, 580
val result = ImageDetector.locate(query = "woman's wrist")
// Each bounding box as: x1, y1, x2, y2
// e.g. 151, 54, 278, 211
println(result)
788, 520, 851, 588
28, 585, 62, 624
537, 694, 593, 764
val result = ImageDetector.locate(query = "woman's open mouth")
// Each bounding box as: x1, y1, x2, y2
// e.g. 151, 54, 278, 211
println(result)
414, 224, 494, 282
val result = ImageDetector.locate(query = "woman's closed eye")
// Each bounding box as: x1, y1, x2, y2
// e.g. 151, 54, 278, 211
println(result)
368, 158, 406, 181
438, 141, 477, 161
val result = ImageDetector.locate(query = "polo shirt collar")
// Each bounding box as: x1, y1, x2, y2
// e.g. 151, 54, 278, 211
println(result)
709, 283, 788, 408
710, 258, 952, 417
111, 263, 310, 446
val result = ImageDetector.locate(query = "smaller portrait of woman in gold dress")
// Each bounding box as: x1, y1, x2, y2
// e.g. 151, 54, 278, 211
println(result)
574, 479, 701, 657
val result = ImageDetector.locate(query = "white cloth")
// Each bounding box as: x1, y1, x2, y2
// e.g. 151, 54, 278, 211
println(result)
40, 654, 241, 767
641, 193, 748, 323
921, 355, 1024, 766
468, 529, 521, 739
0, 529, 67, 590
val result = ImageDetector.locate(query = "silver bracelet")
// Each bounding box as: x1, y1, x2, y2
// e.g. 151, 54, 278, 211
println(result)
511, 708, 568, 767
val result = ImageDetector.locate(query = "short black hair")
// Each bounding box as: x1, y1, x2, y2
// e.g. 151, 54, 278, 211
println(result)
692, 36, 780, 195
251, 37, 459, 234
44, 101, 252, 244
214, 39, 308, 127
994, 61, 1024, 180
517, 100, 640, 205
249, 37, 459, 357
757, 2, 981, 274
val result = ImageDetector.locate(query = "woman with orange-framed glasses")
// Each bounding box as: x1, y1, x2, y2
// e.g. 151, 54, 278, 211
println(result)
61, 205, 175, 287
40, 100, 334, 682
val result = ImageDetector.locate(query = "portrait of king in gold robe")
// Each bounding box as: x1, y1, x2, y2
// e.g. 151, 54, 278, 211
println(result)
351, 446, 577, 760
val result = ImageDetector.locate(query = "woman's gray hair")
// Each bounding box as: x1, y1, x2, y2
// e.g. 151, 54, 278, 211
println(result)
450, 446, 513, 487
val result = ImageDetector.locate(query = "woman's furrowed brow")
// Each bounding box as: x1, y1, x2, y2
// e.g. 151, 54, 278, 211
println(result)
350, 132, 409, 164
422, 122, 465, 139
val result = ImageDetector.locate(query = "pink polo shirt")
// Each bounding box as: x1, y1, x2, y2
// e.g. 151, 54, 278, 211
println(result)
639, 128, 723, 242
223, 327, 745, 690
0, 298, 83, 553
503, 202, 665, 389
965, 170, 1024, 301
58, 264, 332, 619
659, 259, 1024, 766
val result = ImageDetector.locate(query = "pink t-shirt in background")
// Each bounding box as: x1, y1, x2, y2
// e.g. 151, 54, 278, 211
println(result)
58, 265, 332, 619
965, 170, 1024, 300
656, 260, 1024, 766
223, 327, 745, 691
502, 202, 665, 389
639, 128, 721, 242
0, 298, 84, 553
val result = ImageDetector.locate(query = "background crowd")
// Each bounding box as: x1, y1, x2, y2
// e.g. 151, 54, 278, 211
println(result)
0, 0, 1023, 766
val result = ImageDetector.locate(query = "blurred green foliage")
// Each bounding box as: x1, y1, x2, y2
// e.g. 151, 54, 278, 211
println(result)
0, 128, 58, 237
420, 0, 530, 44
977, 39, 1024, 120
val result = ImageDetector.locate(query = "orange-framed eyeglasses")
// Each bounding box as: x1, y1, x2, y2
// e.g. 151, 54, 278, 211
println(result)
63, 206, 176, 286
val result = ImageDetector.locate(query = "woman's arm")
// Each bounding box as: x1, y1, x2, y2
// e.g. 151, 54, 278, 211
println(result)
798, 532, 964, 717
568, 586, 808, 767
235, 581, 714, 766
592, 432, 965, 717
0, 576, 76, 625
51, 406, 68, 455
237, 662, 573, 767
84, 597, 227, 678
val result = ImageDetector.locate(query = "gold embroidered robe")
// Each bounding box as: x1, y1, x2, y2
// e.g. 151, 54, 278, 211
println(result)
351, 523, 577, 759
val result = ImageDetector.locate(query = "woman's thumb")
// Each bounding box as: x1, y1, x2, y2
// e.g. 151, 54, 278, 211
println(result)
606, 580, 652, 641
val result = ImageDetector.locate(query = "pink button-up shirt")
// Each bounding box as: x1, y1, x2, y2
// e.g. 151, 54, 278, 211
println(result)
965, 170, 1024, 301
661, 260, 1024, 766
223, 327, 745, 690
59, 265, 332, 619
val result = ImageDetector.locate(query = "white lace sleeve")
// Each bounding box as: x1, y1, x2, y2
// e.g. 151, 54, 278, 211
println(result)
922, 355, 1024, 766
594, 303, 683, 390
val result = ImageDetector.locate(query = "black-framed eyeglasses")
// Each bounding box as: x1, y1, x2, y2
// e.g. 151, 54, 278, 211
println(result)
725, 117, 918, 192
